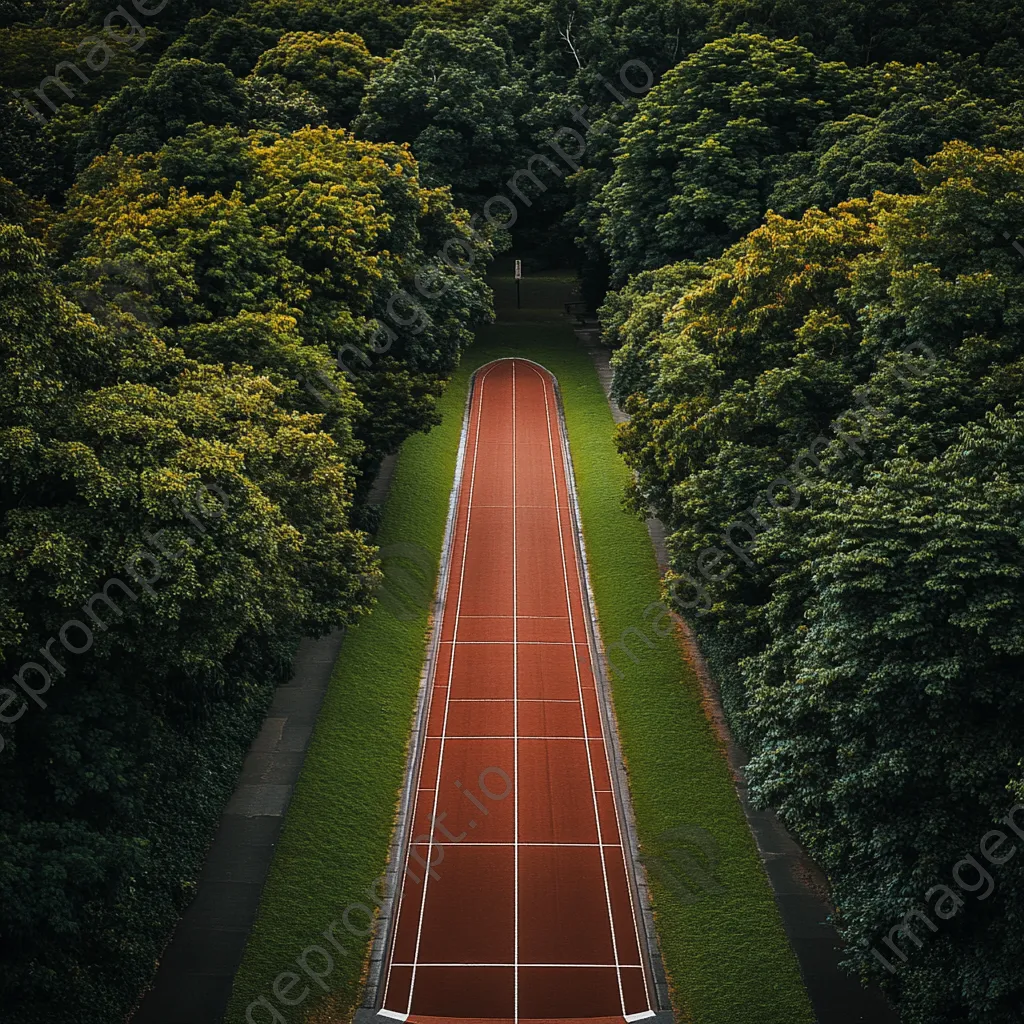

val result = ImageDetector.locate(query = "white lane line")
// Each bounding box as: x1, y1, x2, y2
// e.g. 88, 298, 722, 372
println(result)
625, 1011, 657, 1022
377, 1010, 409, 1021
511, 359, 520, 1024
461, 614, 567, 619
534, 363, 627, 1017
542, 366, 656, 1017
403, 362, 493, 1017
448, 698, 580, 704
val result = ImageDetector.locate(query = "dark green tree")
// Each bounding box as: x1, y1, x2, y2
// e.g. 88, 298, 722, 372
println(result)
609, 143, 1024, 1022
706, 0, 1024, 67
596, 33, 859, 281
76, 58, 249, 166
744, 408, 1024, 1023
770, 63, 1024, 215
251, 29, 382, 125
162, 11, 281, 75
354, 24, 528, 205
0, 222, 378, 1023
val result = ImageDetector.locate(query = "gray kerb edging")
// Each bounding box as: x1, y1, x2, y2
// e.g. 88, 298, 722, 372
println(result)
355, 358, 672, 1022
355, 367, 477, 1020
549, 368, 673, 1019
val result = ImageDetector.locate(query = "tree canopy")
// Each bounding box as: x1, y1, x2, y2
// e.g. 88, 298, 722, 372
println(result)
0, 223, 378, 1019
607, 144, 1024, 1018
355, 25, 528, 205
54, 123, 492, 479
251, 30, 382, 125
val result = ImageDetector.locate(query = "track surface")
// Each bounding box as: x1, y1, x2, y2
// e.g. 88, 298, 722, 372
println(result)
379, 360, 654, 1023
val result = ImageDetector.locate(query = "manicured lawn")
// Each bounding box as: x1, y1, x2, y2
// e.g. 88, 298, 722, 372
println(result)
224, 353, 468, 1024
226, 269, 813, 1024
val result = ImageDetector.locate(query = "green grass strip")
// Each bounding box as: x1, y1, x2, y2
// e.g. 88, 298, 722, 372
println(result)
224, 355, 468, 1024
227, 270, 813, 1024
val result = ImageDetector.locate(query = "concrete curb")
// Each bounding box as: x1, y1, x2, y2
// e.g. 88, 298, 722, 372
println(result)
549, 368, 673, 1018
352, 371, 478, 1020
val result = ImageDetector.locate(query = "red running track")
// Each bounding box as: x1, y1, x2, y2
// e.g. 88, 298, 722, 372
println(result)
378, 359, 655, 1024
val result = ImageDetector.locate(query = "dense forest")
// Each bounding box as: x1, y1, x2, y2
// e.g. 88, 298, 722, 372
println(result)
2, 0, 1024, 1021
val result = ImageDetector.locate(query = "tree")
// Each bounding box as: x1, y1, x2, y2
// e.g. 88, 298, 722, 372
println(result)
608, 143, 1024, 1022
705, 0, 1024, 68
0, 95, 64, 201
596, 33, 859, 281
0, 222, 378, 1022
354, 24, 528, 205
76, 58, 249, 167
236, 0, 480, 54
65, 0, 246, 41
586, 50, 1024, 301
162, 11, 282, 76
610, 199, 876, 544
769, 63, 1024, 216
744, 407, 1024, 1022
54, 124, 493, 482
251, 29, 382, 125
240, 73, 327, 131
0, 25, 138, 103
600, 260, 708, 403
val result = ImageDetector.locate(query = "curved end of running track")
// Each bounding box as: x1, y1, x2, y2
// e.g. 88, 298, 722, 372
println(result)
366, 359, 669, 1024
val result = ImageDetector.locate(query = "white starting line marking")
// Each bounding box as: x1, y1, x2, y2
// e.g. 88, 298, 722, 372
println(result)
391, 962, 644, 969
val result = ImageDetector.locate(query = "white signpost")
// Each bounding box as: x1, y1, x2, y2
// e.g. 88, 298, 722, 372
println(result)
515, 259, 522, 308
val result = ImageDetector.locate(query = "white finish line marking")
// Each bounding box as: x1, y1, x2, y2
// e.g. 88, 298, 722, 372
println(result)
392, 962, 644, 969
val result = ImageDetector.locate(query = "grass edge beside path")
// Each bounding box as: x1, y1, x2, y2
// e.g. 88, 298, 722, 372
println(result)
227, 271, 813, 1024
224, 362, 468, 1024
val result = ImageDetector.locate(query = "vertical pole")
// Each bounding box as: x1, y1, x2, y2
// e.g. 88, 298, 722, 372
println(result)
516, 279, 521, 309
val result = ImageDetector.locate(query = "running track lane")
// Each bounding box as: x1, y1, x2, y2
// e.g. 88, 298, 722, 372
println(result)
378, 359, 656, 1024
